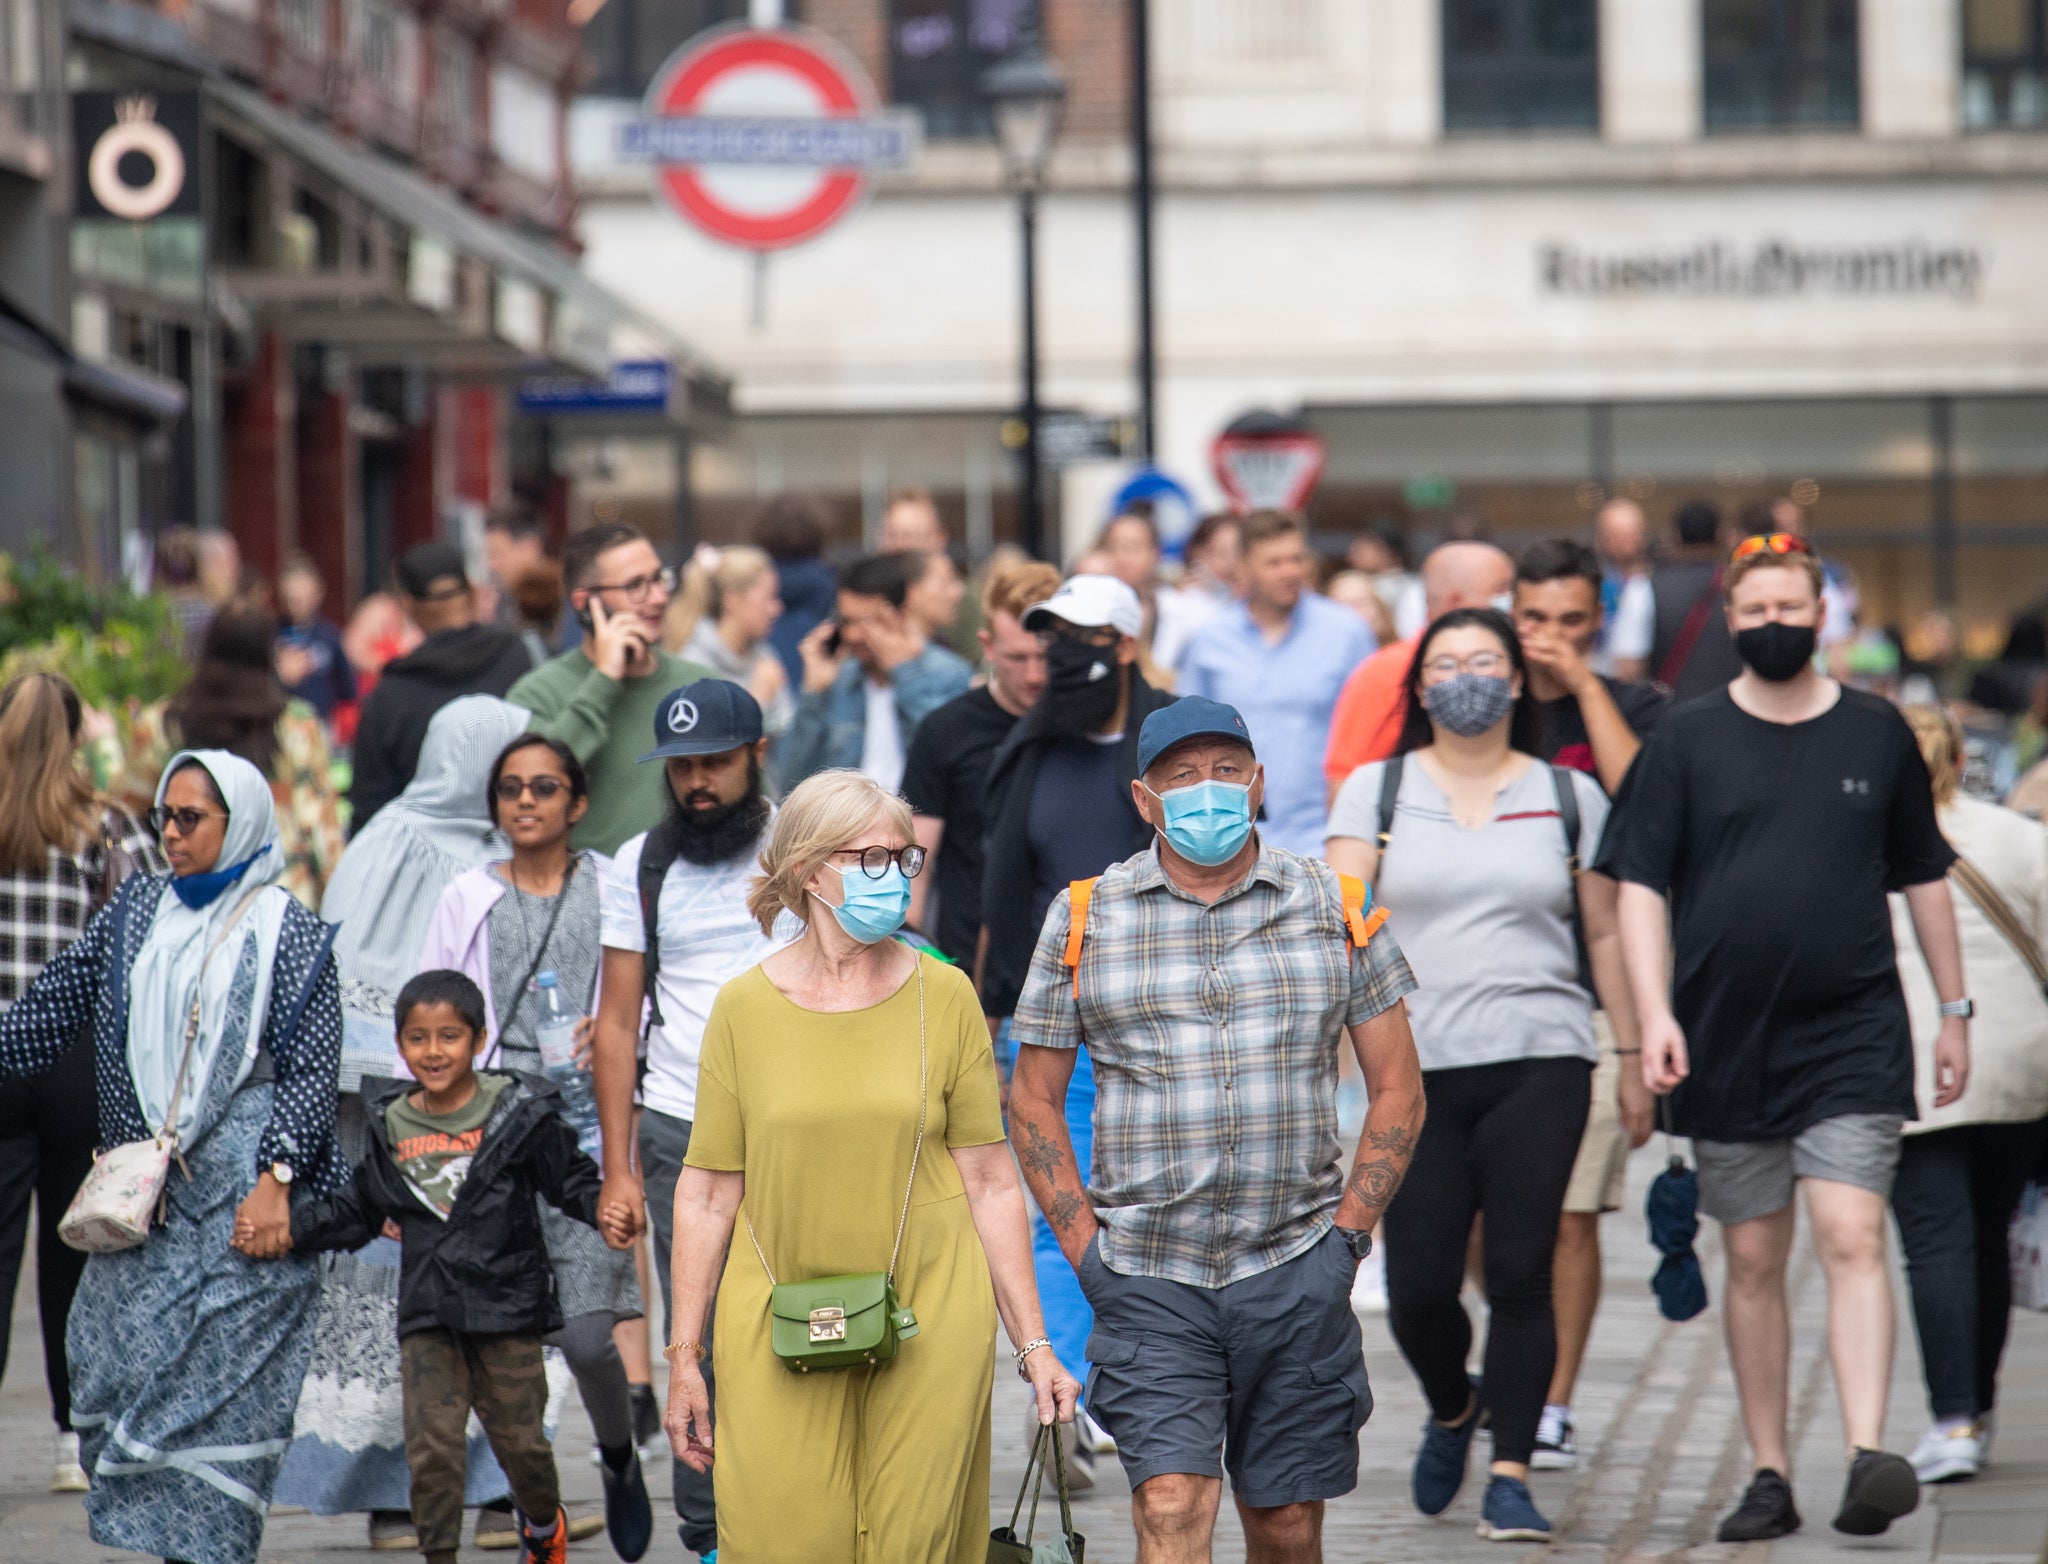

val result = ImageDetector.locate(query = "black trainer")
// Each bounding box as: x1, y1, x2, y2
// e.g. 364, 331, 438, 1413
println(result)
1833, 1448, 1920, 1536
1718, 1468, 1802, 1542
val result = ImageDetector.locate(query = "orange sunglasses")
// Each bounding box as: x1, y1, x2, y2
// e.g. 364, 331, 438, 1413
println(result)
1730, 532, 1814, 563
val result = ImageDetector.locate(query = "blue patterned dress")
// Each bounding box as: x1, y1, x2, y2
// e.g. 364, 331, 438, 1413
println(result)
0, 873, 344, 1564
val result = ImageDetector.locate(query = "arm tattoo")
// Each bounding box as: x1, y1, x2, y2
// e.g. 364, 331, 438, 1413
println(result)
1046, 1189, 1083, 1232
1017, 1119, 1065, 1183
1365, 1123, 1416, 1157
1348, 1156, 1404, 1211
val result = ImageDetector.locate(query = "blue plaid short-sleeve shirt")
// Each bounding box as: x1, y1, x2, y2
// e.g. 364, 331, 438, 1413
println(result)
1010, 841, 1416, 1288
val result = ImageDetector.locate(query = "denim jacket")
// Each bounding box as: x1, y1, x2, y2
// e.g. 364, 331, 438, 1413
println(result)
779, 643, 973, 788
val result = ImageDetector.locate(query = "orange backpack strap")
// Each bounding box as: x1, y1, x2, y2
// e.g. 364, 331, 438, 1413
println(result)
1064, 878, 1100, 1000
1336, 872, 1389, 949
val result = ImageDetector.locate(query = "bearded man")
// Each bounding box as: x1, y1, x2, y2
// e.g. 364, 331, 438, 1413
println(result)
589, 679, 796, 1561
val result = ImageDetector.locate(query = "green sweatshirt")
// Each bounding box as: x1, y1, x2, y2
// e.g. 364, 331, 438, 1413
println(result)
508, 647, 715, 855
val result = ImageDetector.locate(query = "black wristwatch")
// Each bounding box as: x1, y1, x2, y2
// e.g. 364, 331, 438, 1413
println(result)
1337, 1226, 1373, 1262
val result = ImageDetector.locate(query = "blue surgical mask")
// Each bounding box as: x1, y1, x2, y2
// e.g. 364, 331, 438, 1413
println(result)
1150, 779, 1254, 867
814, 863, 911, 945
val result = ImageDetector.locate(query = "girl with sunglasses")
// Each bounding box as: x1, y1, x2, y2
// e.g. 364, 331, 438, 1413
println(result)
420, 732, 653, 1559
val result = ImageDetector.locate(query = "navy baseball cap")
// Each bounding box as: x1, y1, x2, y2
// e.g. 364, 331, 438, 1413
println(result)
1136, 697, 1256, 776
639, 679, 764, 762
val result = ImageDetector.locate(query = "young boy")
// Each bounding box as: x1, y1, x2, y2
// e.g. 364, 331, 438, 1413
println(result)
286, 970, 631, 1564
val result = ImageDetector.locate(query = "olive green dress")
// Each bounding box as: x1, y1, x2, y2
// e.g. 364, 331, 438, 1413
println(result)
685, 954, 1007, 1563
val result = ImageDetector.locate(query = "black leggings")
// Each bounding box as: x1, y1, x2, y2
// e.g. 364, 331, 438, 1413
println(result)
1383, 1056, 1591, 1466
0, 1035, 97, 1432
1890, 1117, 2048, 1422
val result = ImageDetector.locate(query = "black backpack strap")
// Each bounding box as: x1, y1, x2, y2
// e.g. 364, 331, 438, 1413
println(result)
1549, 764, 1582, 874
1374, 755, 1405, 856
637, 818, 684, 1030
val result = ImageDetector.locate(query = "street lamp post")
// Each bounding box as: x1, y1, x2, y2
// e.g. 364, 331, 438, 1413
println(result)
982, 32, 1066, 561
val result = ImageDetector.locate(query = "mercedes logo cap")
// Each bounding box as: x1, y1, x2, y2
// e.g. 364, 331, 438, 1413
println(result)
639, 678, 764, 762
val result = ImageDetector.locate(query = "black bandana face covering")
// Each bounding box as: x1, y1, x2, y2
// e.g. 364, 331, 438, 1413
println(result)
1734, 621, 1818, 682
1041, 635, 1123, 736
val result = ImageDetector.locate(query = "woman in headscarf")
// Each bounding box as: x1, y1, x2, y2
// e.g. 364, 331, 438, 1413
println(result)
272, 695, 541, 1552
0, 749, 344, 1564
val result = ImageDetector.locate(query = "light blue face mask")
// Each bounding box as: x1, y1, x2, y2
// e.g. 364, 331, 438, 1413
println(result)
1151, 779, 1254, 867
815, 863, 912, 945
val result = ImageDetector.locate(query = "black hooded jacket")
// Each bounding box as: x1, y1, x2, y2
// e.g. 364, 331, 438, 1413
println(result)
290, 1072, 603, 1338
347, 623, 534, 829
977, 672, 1177, 1018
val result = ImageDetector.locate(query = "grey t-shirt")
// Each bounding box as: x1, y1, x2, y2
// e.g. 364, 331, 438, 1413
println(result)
1327, 756, 1609, 1072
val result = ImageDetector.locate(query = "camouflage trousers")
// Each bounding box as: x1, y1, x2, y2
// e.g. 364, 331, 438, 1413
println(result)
400, 1329, 560, 1561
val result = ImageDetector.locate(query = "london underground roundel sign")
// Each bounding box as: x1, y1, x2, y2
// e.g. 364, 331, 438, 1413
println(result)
621, 25, 919, 252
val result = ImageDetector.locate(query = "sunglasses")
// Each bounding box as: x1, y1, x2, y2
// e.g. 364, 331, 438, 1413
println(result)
1730, 532, 1813, 563
493, 776, 569, 802
149, 805, 228, 837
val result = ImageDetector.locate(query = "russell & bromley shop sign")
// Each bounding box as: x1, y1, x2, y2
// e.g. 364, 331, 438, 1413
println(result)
1539, 237, 1985, 301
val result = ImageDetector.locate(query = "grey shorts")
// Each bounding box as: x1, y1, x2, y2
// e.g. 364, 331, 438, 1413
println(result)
1694, 1113, 1906, 1227
1076, 1226, 1372, 1508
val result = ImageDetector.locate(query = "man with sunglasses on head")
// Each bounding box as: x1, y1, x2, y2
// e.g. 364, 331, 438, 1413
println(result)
509, 523, 714, 856
587, 679, 797, 1563
1607, 532, 1970, 1545
348, 540, 531, 829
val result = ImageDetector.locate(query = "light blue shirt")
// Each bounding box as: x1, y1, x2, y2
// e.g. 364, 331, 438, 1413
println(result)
1177, 594, 1376, 855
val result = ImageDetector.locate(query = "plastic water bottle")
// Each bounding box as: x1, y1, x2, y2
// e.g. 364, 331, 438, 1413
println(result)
534, 971, 601, 1161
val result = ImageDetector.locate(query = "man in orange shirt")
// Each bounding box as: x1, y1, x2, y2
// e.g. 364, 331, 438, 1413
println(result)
1323, 540, 1516, 798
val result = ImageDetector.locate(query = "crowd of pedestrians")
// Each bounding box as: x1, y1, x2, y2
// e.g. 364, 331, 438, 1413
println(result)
0, 490, 2038, 1564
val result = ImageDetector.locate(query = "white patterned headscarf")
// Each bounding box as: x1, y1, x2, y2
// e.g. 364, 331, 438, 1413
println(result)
128, 750, 291, 1146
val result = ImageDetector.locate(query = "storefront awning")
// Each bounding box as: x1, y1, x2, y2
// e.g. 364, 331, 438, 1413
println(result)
0, 290, 188, 423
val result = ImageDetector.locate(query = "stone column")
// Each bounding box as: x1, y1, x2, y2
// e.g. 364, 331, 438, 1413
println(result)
1601, 0, 1699, 142
1861, 0, 1958, 137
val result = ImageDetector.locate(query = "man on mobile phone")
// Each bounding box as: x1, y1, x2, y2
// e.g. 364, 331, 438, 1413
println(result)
509, 523, 715, 854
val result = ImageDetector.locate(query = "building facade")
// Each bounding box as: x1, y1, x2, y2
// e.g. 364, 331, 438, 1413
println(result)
574, 0, 2048, 641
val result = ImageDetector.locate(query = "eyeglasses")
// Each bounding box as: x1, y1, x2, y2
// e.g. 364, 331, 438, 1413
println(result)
1420, 650, 1511, 681
829, 845, 927, 880
1730, 533, 1813, 563
149, 805, 228, 837
492, 776, 569, 803
588, 566, 678, 604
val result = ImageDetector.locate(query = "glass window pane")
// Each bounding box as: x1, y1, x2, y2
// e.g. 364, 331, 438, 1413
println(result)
1703, 0, 1859, 130
1442, 0, 1598, 132
1966, 0, 2031, 56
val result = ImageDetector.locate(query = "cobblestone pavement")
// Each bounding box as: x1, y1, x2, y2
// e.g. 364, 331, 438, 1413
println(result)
1, 1149, 2042, 1562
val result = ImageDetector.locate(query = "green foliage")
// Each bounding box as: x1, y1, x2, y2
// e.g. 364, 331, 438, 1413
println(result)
0, 548, 190, 710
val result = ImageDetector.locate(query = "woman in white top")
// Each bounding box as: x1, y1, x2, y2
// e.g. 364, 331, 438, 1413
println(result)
1326, 607, 1636, 1545
1888, 706, 2048, 1484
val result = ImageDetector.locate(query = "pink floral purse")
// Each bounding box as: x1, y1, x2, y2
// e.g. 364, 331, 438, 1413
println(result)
60, 886, 265, 1254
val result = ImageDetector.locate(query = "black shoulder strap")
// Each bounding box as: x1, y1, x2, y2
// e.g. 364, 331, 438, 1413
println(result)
1375, 755, 1405, 855
638, 818, 687, 1029
1549, 764, 1581, 873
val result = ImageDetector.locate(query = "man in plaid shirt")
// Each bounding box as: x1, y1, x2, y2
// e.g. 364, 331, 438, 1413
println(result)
1009, 696, 1424, 1564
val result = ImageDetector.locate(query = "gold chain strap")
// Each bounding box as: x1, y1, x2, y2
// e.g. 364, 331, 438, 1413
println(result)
745, 952, 928, 1289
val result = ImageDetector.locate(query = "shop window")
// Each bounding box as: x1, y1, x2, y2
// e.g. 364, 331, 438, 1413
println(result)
1441, 0, 1599, 134
581, 0, 759, 100
889, 0, 1039, 139
428, 36, 473, 151
1963, 0, 2048, 127
1702, 0, 1859, 130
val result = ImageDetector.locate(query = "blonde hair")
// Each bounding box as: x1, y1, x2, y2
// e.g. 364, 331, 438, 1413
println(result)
1723, 547, 1825, 603
0, 673, 103, 874
1902, 704, 1963, 809
982, 556, 1061, 625
748, 770, 916, 936
665, 545, 776, 652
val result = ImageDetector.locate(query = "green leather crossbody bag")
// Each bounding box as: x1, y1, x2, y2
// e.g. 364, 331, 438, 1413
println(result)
745, 955, 927, 1374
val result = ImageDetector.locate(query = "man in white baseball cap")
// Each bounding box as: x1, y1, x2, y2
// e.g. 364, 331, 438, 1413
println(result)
1019, 573, 1148, 643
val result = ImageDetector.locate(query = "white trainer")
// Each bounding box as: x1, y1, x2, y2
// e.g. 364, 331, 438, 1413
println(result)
1909, 1420, 1984, 1484
52, 1430, 89, 1493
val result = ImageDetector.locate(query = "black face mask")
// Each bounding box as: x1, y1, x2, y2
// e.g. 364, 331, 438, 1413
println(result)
1040, 635, 1124, 736
666, 758, 771, 866
1734, 621, 1818, 683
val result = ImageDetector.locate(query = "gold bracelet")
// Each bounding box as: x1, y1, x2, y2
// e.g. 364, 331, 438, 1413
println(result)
662, 1340, 706, 1363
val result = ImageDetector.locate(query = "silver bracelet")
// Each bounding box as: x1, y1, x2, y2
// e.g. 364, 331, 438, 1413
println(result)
1012, 1337, 1052, 1380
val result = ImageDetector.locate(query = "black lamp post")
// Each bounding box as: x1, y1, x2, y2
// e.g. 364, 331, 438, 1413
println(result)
982, 31, 1066, 561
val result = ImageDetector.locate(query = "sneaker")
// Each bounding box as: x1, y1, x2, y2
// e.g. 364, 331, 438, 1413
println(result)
1911, 1420, 1985, 1484
51, 1430, 88, 1493
1476, 1475, 1552, 1542
1531, 1404, 1577, 1472
1079, 1408, 1118, 1455
519, 1508, 569, 1564
367, 1510, 418, 1551
1717, 1468, 1802, 1543
477, 1500, 521, 1550
1412, 1380, 1484, 1516
599, 1447, 655, 1561
1833, 1448, 1921, 1536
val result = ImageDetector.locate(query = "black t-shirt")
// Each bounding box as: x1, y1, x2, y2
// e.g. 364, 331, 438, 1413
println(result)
1601, 687, 1954, 1141
1539, 677, 1667, 785
1027, 735, 1147, 933
900, 687, 1019, 965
